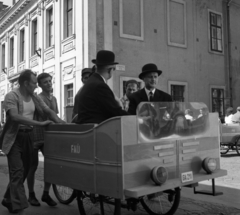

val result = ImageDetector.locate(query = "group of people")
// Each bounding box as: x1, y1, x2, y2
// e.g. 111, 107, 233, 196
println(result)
0, 50, 173, 214
224, 106, 240, 124
0, 71, 64, 214
72, 50, 172, 125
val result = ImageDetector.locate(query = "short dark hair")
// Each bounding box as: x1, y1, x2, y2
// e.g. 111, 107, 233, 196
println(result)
18, 69, 36, 86
37, 73, 52, 85
81, 68, 92, 77
125, 79, 138, 89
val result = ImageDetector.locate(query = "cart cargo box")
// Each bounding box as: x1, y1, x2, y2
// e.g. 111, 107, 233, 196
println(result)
44, 102, 227, 200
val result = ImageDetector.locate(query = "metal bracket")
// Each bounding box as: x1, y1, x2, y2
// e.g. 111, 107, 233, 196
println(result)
193, 179, 223, 196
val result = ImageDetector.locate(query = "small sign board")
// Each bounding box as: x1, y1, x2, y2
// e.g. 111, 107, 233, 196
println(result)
181, 171, 193, 183
116, 65, 125, 71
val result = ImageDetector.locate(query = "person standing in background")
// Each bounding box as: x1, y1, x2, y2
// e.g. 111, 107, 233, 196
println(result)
72, 68, 92, 119
231, 107, 240, 123
120, 80, 139, 111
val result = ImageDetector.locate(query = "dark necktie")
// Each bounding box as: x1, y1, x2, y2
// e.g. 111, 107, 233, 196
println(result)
149, 91, 154, 101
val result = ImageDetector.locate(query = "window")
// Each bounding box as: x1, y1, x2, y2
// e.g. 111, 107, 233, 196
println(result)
32, 19, 38, 56
119, 0, 144, 40
167, 0, 187, 48
10, 37, 14, 67
47, 8, 53, 47
64, 0, 73, 39
171, 85, 185, 102
2, 44, 5, 70
20, 29, 25, 62
211, 88, 224, 117
209, 11, 223, 53
66, 84, 73, 106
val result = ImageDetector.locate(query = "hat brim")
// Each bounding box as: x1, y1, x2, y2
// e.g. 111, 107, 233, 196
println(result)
92, 59, 119, 65
139, 70, 162, 80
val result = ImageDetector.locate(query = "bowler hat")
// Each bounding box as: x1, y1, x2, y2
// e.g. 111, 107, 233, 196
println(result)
92, 50, 118, 66
139, 63, 162, 80
81, 68, 92, 76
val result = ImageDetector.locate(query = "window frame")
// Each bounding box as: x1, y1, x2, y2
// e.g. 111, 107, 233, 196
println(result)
19, 28, 25, 62
210, 86, 225, 118
46, 7, 54, 48
65, 83, 73, 106
2, 43, 6, 70
167, 0, 187, 48
119, 0, 144, 40
168, 81, 188, 102
9, 37, 14, 68
32, 19, 38, 56
64, 0, 73, 39
208, 9, 223, 54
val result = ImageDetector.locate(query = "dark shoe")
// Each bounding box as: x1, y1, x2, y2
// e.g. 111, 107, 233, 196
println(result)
1, 199, 18, 214
41, 194, 57, 207
28, 195, 40, 206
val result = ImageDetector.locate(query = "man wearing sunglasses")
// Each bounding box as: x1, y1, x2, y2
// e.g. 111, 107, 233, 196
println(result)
75, 50, 129, 124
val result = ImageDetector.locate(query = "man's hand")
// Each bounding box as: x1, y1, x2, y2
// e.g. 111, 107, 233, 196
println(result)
39, 120, 54, 127
114, 94, 123, 108
58, 119, 67, 124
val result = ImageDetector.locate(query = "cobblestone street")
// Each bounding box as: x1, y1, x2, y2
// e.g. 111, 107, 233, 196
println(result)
1, 152, 240, 215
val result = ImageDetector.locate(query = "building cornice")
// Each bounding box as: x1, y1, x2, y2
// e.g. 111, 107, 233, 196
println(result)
0, 0, 33, 30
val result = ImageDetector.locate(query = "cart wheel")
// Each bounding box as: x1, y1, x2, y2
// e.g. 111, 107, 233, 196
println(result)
76, 191, 120, 215
52, 184, 76, 204
235, 138, 240, 155
220, 143, 229, 155
140, 187, 181, 215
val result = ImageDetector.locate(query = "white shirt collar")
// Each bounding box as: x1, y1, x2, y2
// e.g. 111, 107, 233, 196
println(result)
100, 74, 107, 83
145, 88, 156, 95
96, 73, 107, 83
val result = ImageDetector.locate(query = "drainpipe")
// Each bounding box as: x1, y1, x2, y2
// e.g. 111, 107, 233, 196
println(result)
227, 0, 233, 107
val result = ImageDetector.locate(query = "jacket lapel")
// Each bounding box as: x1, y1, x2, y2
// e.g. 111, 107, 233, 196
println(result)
140, 88, 148, 102
153, 89, 159, 101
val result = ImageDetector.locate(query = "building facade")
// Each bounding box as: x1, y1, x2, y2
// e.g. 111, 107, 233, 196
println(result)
0, 0, 240, 122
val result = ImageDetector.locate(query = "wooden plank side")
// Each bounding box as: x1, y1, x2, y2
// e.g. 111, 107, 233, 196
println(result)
44, 158, 95, 192
44, 131, 95, 162
121, 116, 138, 146
96, 118, 122, 163
96, 164, 123, 198
95, 118, 124, 199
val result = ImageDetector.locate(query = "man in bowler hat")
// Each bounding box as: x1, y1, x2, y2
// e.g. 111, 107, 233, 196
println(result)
128, 64, 172, 139
128, 63, 172, 115
76, 50, 129, 124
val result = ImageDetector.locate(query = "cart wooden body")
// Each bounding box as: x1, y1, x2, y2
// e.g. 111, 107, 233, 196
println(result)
44, 112, 227, 200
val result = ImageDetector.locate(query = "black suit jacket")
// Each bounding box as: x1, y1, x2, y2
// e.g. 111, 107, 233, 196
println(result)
76, 73, 129, 124
128, 88, 172, 115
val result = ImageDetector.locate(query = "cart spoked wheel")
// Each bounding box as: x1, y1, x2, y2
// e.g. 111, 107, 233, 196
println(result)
77, 191, 121, 215
140, 187, 181, 215
52, 184, 77, 204
235, 137, 240, 155
220, 143, 229, 155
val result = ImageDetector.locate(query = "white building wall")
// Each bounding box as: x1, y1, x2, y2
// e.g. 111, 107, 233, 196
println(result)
0, 0, 89, 122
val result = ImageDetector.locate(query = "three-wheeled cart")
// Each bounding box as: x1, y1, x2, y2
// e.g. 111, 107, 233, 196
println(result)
44, 102, 227, 215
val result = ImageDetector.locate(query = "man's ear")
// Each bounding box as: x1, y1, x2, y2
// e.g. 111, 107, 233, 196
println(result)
23, 80, 28, 87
